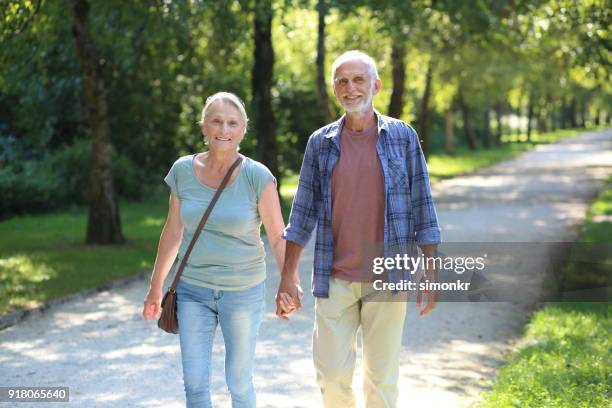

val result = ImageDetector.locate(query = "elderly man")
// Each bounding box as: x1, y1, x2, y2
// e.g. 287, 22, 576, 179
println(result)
277, 50, 441, 408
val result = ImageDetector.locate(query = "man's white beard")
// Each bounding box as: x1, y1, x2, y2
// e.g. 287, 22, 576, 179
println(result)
341, 83, 375, 113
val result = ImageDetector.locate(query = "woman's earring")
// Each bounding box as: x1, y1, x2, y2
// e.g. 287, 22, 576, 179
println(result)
203, 136, 209, 146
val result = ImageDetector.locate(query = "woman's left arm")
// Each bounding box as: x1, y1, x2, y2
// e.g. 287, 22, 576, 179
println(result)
258, 181, 286, 272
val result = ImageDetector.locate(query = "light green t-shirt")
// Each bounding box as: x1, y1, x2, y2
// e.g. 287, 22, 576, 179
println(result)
164, 154, 276, 290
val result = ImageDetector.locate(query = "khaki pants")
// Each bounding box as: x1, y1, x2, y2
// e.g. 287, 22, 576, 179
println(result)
313, 277, 407, 408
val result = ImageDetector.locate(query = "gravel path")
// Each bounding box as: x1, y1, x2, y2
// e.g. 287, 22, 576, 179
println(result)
1, 129, 610, 408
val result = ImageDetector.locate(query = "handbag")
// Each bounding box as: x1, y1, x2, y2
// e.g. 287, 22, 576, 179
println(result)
158, 156, 243, 334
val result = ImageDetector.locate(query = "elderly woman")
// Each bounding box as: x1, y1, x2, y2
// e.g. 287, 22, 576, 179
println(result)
142, 92, 286, 408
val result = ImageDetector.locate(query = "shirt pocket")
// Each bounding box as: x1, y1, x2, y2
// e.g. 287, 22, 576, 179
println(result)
385, 156, 413, 241
386, 156, 410, 189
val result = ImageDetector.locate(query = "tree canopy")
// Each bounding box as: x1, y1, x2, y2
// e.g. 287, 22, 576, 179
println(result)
1, 0, 609, 229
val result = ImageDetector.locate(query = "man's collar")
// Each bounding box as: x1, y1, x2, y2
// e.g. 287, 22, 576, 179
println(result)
324, 109, 388, 139
374, 109, 389, 135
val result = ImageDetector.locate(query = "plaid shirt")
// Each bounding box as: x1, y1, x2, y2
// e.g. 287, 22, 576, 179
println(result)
283, 112, 441, 298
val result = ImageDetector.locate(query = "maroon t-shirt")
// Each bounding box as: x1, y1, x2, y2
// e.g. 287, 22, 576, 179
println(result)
331, 122, 385, 282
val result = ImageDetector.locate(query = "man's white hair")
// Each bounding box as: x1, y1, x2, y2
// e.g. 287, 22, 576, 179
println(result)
330, 50, 379, 86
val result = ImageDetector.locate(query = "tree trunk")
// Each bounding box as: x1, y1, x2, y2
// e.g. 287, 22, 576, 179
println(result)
514, 106, 521, 136
581, 100, 587, 127
444, 108, 454, 155
483, 108, 492, 148
418, 60, 433, 158
458, 90, 477, 150
560, 97, 567, 128
315, 0, 332, 125
252, 0, 279, 184
494, 101, 503, 144
387, 41, 406, 119
526, 93, 534, 142
569, 97, 577, 128
547, 96, 555, 132
71, 0, 124, 245
536, 108, 546, 133
594, 108, 601, 126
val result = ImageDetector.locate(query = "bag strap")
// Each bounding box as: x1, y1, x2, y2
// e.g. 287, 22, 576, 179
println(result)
167, 155, 243, 294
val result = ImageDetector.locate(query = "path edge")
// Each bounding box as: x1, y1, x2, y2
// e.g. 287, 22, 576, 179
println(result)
0, 269, 151, 331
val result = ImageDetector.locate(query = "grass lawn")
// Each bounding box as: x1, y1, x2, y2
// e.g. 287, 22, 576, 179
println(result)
477, 303, 610, 407
0, 127, 604, 317
0, 197, 168, 315
477, 177, 612, 408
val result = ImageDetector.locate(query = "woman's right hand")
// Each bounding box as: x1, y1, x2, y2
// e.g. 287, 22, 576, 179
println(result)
143, 194, 183, 321
142, 288, 163, 320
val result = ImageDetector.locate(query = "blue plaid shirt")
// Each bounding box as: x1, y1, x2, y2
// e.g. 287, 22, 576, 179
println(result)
283, 112, 441, 298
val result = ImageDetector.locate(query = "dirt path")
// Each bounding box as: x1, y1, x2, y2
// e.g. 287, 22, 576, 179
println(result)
1, 129, 610, 408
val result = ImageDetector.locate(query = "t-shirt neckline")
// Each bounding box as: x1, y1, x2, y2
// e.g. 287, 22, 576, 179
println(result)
190, 153, 245, 192
343, 122, 378, 138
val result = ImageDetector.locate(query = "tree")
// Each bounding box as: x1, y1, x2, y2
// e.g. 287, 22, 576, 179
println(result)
418, 59, 434, 156
71, 0, 124, 244
359, 1, 415, 119
315, 0, 333, 125
387, 41, 406, 119
444, 107, 454, 154
252, 0, 279, 184
457, 88, 477, 150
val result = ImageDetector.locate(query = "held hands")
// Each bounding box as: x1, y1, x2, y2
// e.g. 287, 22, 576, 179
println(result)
142, 287, 163, 320
416, 268, 438, 317
275, 275, 304, 321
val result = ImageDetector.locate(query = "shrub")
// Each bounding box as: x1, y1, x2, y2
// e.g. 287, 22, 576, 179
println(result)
0, 139, 147, 218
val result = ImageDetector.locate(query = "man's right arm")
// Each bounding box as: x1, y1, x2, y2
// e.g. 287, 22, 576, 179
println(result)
276, 133, 322, 319
282, 133, 322, 246
282, 240, 305, 280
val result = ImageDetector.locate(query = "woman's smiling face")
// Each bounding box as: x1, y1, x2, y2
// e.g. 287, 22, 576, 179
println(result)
202, 100, 246, 152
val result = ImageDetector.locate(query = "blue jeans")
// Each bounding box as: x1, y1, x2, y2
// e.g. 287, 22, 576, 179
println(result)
176, 279, 265, 408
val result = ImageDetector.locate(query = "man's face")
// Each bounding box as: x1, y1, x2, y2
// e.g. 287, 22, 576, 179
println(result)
333, 60, 381, 113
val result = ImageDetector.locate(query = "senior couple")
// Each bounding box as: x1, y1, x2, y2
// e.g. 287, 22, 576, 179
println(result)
143, 50, 441, 408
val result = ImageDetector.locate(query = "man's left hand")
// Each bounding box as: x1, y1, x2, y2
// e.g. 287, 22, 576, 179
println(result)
416, 269, 438, 317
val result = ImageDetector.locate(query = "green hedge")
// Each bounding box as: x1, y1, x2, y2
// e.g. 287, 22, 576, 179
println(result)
0, 140, 146, 218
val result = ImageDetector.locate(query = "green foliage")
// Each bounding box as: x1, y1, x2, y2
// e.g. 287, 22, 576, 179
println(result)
0, 0, 610, 218
0, 0, 84, 149
0, 140, 146, 218
0, 161, 64, 216
275, 88, 324, 174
